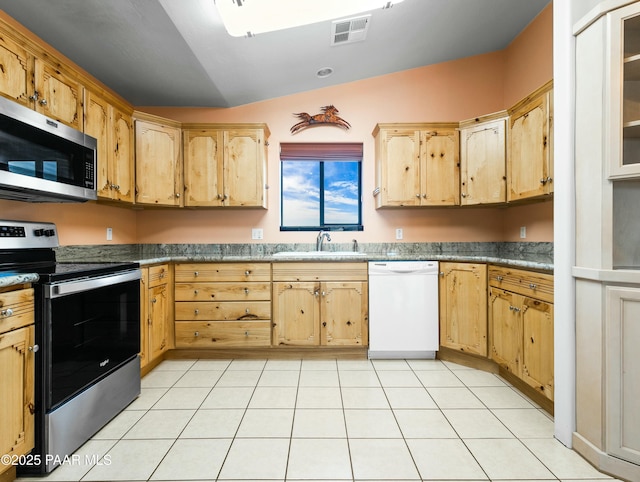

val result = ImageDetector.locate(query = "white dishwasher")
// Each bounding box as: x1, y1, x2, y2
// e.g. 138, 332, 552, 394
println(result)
368, 260, 439, 359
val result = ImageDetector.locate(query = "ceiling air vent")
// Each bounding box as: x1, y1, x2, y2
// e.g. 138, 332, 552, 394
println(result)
331, 14, 371, 46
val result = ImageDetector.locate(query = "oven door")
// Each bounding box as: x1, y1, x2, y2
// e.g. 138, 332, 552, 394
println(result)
42, 269, 140, 410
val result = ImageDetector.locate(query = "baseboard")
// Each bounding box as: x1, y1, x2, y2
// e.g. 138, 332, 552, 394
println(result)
573, 432, 639, 482
165, 346, 369, 360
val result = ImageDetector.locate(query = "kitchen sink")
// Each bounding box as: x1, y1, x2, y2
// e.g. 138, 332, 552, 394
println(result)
272, 251, 367, 258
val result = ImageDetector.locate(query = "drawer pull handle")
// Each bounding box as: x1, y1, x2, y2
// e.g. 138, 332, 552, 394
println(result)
1, 308, 14, 317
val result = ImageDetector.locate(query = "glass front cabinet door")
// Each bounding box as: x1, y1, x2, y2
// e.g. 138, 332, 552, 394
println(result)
610, 4, 640, 178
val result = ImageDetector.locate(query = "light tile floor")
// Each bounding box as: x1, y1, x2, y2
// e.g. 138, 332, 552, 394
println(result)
19, 358, 620, 481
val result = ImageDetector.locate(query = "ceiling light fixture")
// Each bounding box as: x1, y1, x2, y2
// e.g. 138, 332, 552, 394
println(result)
214, 0, 405, 37
316, 67, 334, 78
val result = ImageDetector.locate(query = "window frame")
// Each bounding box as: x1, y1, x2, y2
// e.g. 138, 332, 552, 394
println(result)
279, 142, 363, 232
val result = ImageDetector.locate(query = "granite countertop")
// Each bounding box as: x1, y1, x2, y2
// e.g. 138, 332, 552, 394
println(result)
1, 242, 553, 289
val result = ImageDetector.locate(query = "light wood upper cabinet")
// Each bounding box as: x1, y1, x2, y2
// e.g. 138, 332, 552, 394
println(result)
439, 262, 487, 356
0, 33, 33, 107
507, 81, 553, 202
459, 112, 507, 205
373, 123, 459, 207
0, 286, 35, 476
85, 90, 134, 203
134, 113, 183, 206
182, 124, 269, 208
0, 32, 83, 130
272, 263, 368, 347
33, 58, 83, 130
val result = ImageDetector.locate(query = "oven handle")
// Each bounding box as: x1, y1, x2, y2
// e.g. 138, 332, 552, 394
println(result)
44, 269, 141, 298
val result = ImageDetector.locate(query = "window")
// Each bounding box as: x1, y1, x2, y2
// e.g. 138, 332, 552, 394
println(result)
280, 142, 363, 231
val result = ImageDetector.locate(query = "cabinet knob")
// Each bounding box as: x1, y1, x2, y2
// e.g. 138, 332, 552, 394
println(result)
29, 91, 39, 102
322, 321, 327, 327
29, 344, 39, 353
1, 308, 14, 317
194, 271, 199, 277
416, 194, 420, 198
245, 308, 250, 313
194, 309, 199, 315
529, 283, 537, 290
245, 270, 250, 276
151, 298, 157, 303
39, 98, 48, 106
194, 331, 199, 337
244, 288, 249, 294
194, 290, 199, 295
461, 193, 467, 198
496, 276, 503, 281
245, 331, 249, 337
175, 192, 180, 198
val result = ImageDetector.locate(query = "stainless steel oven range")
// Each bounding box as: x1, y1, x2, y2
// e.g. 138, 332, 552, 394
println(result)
0, 220, 141, 475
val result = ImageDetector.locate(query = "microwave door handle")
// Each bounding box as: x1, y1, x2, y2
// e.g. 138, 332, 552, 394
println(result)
45, 270, 141, 299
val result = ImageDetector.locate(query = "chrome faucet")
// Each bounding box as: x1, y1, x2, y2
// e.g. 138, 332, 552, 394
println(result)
316, 230, 331, 251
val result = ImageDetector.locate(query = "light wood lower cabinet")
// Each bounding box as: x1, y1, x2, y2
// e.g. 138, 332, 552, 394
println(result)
272, 263, 368, 347
489, 265, 554, 400
0, 286, 35, 476
439, 262, 487, 356
174, 263, 272, 348
140, 264, 172, 369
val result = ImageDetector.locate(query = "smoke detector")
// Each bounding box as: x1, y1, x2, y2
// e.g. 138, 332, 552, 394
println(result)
331, 14, 371, 45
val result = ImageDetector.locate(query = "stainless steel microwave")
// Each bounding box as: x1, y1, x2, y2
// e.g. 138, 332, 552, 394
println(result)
0, 96, 97, 202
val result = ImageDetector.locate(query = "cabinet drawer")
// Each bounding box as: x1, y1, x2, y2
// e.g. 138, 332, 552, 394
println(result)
175, 263, 271, 282
272, 262, 367, 281
175, 282, 271, 301
148, 264, 170, 288
175, 301, 271, 321
175, 321, 271, 347
0, 287, 34, 333
488, 266, 553, 303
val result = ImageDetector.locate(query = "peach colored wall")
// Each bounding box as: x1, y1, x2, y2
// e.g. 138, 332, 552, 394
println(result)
0, 4, 553, 245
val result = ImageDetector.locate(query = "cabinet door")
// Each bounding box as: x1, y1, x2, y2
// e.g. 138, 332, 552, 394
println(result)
33, 59, 83, 130
606, 286, 640, 465
321, 281, 368, 346
111, 108, 135, 202
183, 129, 224, 206
421, 130, 460, 205
489, 287, 522, 375
508, 91, 551, 201
521, 296, 554, 400
135, 120, 182, 206
439, 262, 487, 356
0, 325, 35, 466
376, 129, 421, 206
460, 118, 507, 205
149, 282, 169, 360
0, 34, 33, 107
84, 91, 112, 198
272, 282, 320, 346
223, 129, 267, 207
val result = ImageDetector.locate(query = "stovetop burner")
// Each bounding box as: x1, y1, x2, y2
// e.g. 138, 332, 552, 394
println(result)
0, 220, 138, 282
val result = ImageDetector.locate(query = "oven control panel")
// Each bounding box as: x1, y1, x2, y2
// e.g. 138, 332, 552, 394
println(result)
0, 220, 58, 249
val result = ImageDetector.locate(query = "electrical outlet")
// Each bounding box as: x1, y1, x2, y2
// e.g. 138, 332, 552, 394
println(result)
520, 226, 526, 239
395, 228, 403, 240
106, 227, 113, 241
252, 228, 263, 240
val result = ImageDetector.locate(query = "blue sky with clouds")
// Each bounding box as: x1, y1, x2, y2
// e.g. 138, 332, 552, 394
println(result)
282, 160, 359, 227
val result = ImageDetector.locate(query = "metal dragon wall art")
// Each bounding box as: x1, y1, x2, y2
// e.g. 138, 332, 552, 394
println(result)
290, 105, 351, 134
